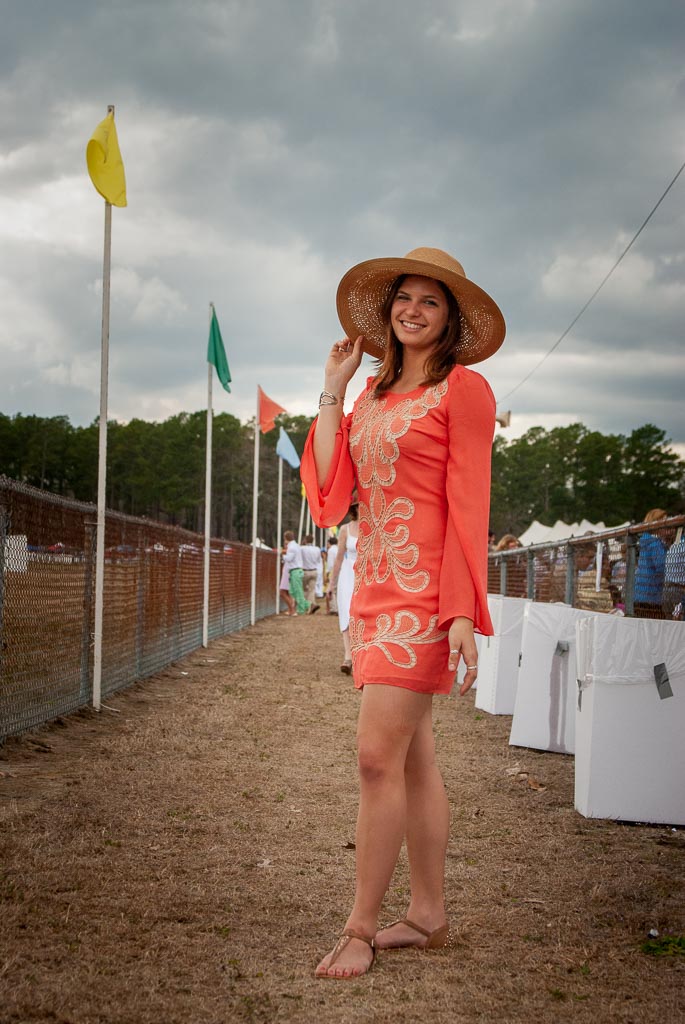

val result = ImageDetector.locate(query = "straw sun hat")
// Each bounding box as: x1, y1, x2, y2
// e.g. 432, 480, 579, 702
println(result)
336, 247, 506, 364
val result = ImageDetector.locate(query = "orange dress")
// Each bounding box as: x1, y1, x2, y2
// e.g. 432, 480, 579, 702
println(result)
301, 365, 495, 694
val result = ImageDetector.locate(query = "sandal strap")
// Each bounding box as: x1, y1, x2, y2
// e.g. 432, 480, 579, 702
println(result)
343, 928, 375, 948
327, 929, 375, 969
399, 918, 432, 939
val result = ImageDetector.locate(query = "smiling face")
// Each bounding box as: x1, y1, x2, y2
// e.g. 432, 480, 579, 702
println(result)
390, 275, 450, 354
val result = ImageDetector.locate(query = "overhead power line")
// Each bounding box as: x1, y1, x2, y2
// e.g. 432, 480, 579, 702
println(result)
497, 158, 685, 405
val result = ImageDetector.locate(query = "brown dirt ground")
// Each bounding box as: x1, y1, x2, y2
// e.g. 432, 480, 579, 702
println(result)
1, 609, 683, 1024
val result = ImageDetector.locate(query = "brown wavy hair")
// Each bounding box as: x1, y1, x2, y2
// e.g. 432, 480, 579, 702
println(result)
373, 276, 462, 396
643, 508, 668, 525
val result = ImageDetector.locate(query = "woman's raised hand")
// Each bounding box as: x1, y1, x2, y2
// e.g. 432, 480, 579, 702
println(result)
324, 336, 364, 396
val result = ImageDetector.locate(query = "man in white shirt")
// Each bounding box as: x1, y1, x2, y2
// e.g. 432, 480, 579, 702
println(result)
301, 534, 322, 614
283, 531, 317, 615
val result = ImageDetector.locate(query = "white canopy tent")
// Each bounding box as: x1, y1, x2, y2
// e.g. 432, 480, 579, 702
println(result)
518, 519, 629, 546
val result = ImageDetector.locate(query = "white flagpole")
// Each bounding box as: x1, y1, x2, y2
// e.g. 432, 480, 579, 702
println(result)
250, 390, 260, 625
276, 456, 283, 613
202, 304, 213, 648
297, 491, 306, 544
92, 106, 115, 712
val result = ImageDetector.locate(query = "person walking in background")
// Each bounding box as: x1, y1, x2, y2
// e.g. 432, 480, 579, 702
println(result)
634, 508, 669, 618
326, 504, 359, 672
316, 543, 325, 600
282, 530, 310, 615
325, 537, 339, 614
278, 535, 296, 616
301, 246, 504, 979
301, 534, 322, 614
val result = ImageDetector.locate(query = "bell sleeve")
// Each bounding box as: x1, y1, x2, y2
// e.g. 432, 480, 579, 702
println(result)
300, 414, 356, 529
438, 367, 496, 636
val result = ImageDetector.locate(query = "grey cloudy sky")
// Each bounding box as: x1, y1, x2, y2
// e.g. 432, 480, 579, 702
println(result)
1, 0, 684, 454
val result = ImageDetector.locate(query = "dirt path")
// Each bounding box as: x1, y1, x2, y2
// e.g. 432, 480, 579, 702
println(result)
1, 611, 683, 1024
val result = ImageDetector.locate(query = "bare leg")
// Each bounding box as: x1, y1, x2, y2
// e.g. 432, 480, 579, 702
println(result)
279, 589, 295, 615
316, 685, 432, 978
341, 628, 352, 663
375, 710, 449, 948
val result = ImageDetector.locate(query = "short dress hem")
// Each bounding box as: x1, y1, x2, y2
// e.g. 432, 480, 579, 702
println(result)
354, 675, 454, 696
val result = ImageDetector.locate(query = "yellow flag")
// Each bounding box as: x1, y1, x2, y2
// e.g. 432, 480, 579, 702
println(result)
86, 111, 127, 207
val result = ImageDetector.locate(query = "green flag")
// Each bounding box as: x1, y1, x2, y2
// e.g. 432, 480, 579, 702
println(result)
207, 307, 231, 392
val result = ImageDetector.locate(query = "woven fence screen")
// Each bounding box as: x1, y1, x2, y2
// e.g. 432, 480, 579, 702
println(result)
3, 474, 683, 741
0, 476, 277, 740
488, 516, 685, 620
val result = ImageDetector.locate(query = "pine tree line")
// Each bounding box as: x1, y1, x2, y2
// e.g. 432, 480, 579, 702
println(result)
1, 412, 683, 543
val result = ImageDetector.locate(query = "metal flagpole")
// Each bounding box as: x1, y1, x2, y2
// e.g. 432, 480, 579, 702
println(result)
92, 108, 114, 712
202, 303, 213, 647
297, 491, 306, 544
276, 456, 283, 613
250, 389, 260, 625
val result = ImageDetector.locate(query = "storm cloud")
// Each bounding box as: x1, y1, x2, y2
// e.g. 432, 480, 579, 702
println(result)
1, 0, 683, 451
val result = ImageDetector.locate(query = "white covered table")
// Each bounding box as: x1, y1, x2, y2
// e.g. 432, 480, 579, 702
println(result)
575, 615, 685, 825
509, 602, 594, 755
474, 596, 528, 715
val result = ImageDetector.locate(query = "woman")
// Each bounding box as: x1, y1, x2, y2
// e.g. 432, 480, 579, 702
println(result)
327, 503, 359, 673
301, 247, 505, 979
494, 534, 526, 598
279, 534, 296, 616
494, 534, 521, 552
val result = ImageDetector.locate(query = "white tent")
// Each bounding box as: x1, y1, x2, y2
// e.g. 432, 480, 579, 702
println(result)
518, 519, 628, 546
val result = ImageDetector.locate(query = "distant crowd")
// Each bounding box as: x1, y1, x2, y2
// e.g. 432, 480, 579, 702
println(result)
279, 507, 684, 677
278, 502, 357, 674
488, 508, 684, 620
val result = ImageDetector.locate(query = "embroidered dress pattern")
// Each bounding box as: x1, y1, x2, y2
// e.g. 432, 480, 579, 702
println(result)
351, 382, 447, 491
348, 381, 449, 679
350, 612, 446, 670
352, 382, 447, 596
300, 363, 496, 696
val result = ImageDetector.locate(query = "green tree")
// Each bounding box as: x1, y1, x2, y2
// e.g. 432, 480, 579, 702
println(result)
4, 408, 681, 542
620, 425, 683, 520
490, 421, 684, 534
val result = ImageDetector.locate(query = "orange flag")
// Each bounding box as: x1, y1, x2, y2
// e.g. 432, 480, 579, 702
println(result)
258, 386, 286, 433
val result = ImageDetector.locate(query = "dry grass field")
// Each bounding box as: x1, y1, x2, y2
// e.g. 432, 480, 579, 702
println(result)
1, 609, 683, 1024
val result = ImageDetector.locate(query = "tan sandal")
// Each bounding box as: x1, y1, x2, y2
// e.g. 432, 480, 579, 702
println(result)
377, 917, 451, 950
315, 928, 376, 979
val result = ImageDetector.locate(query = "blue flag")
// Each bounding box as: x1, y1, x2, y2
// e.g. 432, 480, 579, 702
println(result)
276, 426, 300, 469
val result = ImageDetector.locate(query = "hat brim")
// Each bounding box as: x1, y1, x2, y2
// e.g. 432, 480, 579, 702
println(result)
336, 255, 506, 364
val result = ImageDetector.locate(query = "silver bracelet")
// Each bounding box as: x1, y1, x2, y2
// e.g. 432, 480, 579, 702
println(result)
318, 389, 344, 408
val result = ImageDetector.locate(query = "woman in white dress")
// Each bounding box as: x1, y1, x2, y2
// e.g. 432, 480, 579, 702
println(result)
327, 503, 359, 673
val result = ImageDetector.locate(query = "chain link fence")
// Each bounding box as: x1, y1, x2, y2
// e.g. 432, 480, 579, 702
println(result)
3, 474, 684, 742
488, 515, 685, 620
0, 476, 278, 740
